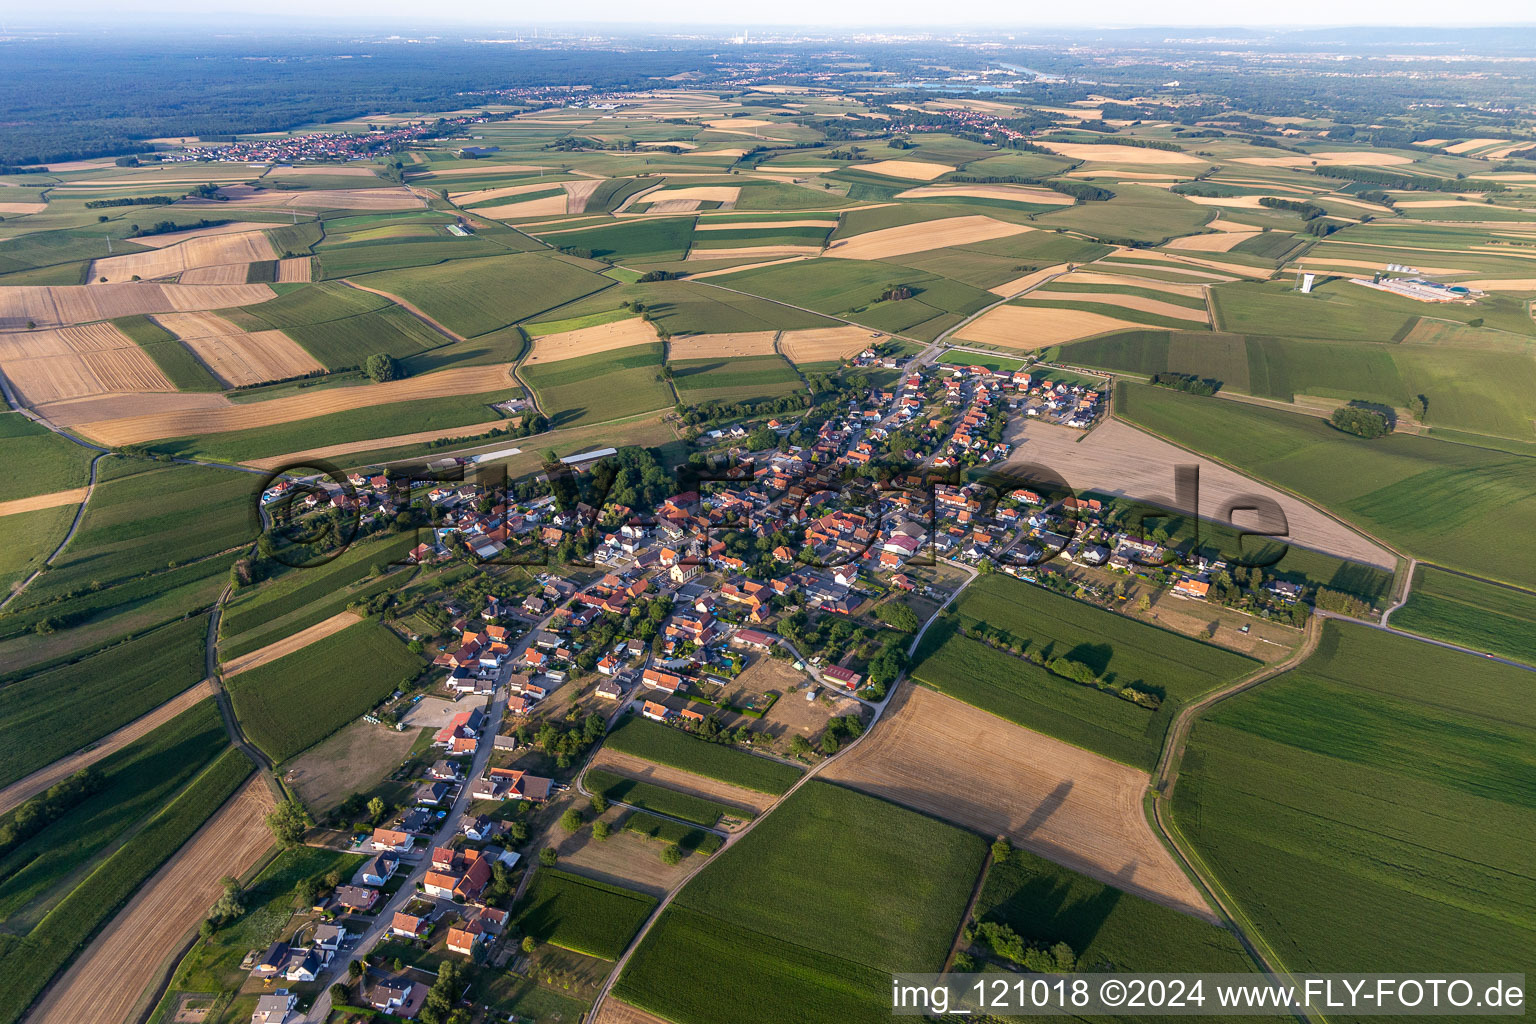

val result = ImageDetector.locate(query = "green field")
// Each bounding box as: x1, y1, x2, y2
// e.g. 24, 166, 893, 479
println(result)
621, 810, 723, 855
583, 769, 739, 828
352, 252, 612, 338
0, 746, 252, 1024
225, 619, 424, 762
1173, 622, 1536, 974
513, 869, 658, 960
0, 504, 75, 599
0, 412, 96, 502
223, 282, 445, 367
543, 218, 696, 262
1210, 277, 1536, 340
1391, 565, 1536, 665
669, 354, 803, 403
935, 350, 1027, 372
602, 715, 803, 794
521, 343, 672, 427
1116, 382, 1536, 584
112, 314, 223, 391
1036, 184, 1211, 244
976, 847, 1252, 974
614, 782, 986, 1024
0, 616, 208, 788
314, 235, 509, 279
0, 702, 227, 927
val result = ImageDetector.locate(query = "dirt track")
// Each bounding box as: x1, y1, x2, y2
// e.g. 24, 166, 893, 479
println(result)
222, 611, 361, 677
0, 680, 215, 816
23, 775, 274, 1024
820, 686, 1215, 920
590, 748, 774, 816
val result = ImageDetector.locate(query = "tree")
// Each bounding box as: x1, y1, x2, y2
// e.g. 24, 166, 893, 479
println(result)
539, 846, 558, 867
348, 959, 364, 979
592, 820, 611, 841
330, 983, 352, 1007
560, 807, 583, 832
365, 352, 402, 383
265, 800, 311, 848
991, 836, 1012, 864
521, 935, 537, 954
367, 796, 386, 822
874, 600, 919, 632
789, 734, 813, 758
589, 794, 607, 815
661, 843, 682, 865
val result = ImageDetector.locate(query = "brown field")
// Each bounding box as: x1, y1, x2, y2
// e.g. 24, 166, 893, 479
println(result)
476, 194, 570, 219
1162, 230, 1261, 253
0, 680, 214, 817
32, 391, 228, 427
25, 775, 273, 1024
779, 325, 877, 364
180, 184, 424, 210
638, 140, 697, 149
694, 218, 838, 231
266, 164, 381, 178
1004, 418, 1394, 566
854, 159, 954, 180
87, 230, 276, 284
956, 304, 1155, 350
1099, 259, 1240, 283
988, 264, 1067, 297
643, 185, 741, 205
153, 310, 323, 387
525, 318, 659, 365
1290, 257, 1469, 276
541, 803, 697, 898
1065, 169, 1192, 180
0, 322, 175, 404
222, 611, 361, 678
0, 202, 45, 215
1453, 278, 1536, 291
666, 330, 779, 359
243, 419, 509, 471
0, 486, 88, 518
593, 1000, 675, 1024
0, 283, 275, 331
686, 244, 824, 259
563, 179, 606, 215
646, 199, 701, 213
821, 685, 1213, 919
129, 221, 276, 248
1104, 249, 1270, 280
1025, 289, 1209, 323
826, 214, 1031, 261
176, 264, 252, 285
450, 181, 570, 204
1443, 138, 1505, 154
1040, 143, 1205, 166
287, 720, 423, 813
410, 163, 546, 178
73, 362, 515, 445
1234, 151, 1415, 168
274, 256, 312, 283
703, 117, 772, 129
588, 748, 774, 816
1060, 271, 1208, 297
686, 255, 811, 280
895, 183, 1076, 205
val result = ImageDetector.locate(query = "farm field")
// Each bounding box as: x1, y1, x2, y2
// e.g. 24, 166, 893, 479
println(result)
520, 343, 672, 427
220, 281, 446, 367
1172, 622, 1536, 974
525, 316, 658, 365
1390, 566, 1536, 665
826, 214, 1029, 261
224, 618, 425, 763
583, 768, 739, 828
956, 302, 1153, 348
513, 869, 659, 960
0, 321, 175, 405
0, 411, 95, 502
821, 685, 1210, 916
664, 330, 778, 359
1115, 382, 1536, 584
151, 310, 323, 387
0, 283, 275, 330
614, 782, 986, 1024
585, 750, 776, 817
669, 353, 803, 403
600, 714, 803, 793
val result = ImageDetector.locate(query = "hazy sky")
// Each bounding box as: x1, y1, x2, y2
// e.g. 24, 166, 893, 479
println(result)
19, 0, 1536, 28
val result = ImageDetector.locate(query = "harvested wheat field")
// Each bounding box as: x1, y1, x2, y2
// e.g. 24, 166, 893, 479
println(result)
686, 255, 810, 280
695, 218, 838, 231
34, 391, 227, 428
525, 318, 659, 365
0, 681, 214, 817
0, 486, 89, 518
0, 283, 274, 330
1451, 278, 1536, 291
24, 775, 273, 1024
474, 194, 569, 219
0, 202, 45, 215
274, 256, 312, 283
181, 184, 424, 210
896, 183, 1076, 205
988, 264, 1068, 297
1097, 259, 1239, 283
638, 140, 697, 149
779, 325, 877, 364
648, 199, 701, 213
223, 611, 361, 677
0, 322, 175, 404
449, 181, 565, 204
594, 1000, 675, 1024
1027, 290, 1210, 323
1289, 257, 1468, 276
1234, 151, 1415, 168
244, 419, 509, 471
1105, 248, 1270, 279
153, 310, 323, 387
411, 163, 545, 178
177, 263, 252, 285
644, 186, 741, 205
686, 244, 824, 259
822, 685, 1213, 919
704, 117, 772, 129
1040, 143, 1205, 166
957, 304, 1155, 350
1163, 230, 1261, 252
87, 230, 276, 284
667, 330, 778, 359
130, 221, 276, 248
1060, 271, 1208, 298
588, 748, 774, 817
563, 179, 606, 215
74, 362, 515, 445
266, 164, 380, 178
827, 214, 1030, 261
854, 159, 954, 180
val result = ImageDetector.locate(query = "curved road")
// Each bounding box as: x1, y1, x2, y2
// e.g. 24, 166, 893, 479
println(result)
0, 449, 110, 612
